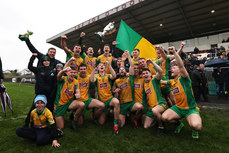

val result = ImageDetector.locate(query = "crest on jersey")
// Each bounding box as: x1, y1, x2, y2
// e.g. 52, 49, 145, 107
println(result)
172, 87, 180, 95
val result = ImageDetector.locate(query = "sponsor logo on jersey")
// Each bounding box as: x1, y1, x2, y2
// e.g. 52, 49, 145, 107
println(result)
64, 88, 74, 96
135, 84, 141, 89
71, 62, 79, 68
120, 82, 128, 89
145, 88, 152, 95
99, 82, 108, 88
79, 83, 88, 88
87, 61, 92, 66
172, 87, 180, 95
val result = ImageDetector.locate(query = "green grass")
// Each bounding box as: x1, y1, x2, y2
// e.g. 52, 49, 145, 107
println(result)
0, 82, 229, 153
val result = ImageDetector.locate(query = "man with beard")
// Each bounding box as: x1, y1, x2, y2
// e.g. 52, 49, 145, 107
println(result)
142, 60, 167, 136
161, 49, 202, 139
138, 58, 157, 77
133, 64, 144, 105
76, 63, 105, 125
114, 58, 122, 78
132, 49, 141, 64
113, 51, 143, 128
90, 58, 120, 135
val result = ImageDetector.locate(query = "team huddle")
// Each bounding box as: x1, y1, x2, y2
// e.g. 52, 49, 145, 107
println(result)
16, 31, 202, 147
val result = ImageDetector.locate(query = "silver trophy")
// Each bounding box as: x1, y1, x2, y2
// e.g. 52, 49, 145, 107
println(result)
95, 21, 116, 42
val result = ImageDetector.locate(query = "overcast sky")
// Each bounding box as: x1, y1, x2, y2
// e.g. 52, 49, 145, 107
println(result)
0, 0, 129, 71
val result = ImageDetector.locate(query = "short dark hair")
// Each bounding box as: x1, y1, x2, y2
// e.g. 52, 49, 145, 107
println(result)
78, 63, 87, 70
134, 48, 140, 53
141, 68, 150, 73
70, 67, 76, 71
134, 63, 139, 66
74, 44, 82, 48
139, 58, 146, 61
104, 44, 110, 48
48, 48, 56, 52
97, 62, 105, 67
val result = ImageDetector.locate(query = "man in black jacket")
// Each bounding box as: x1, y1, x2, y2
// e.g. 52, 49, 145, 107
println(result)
191, 64, 208, 102
199, 64, 208, 102
213, 67, 225, 97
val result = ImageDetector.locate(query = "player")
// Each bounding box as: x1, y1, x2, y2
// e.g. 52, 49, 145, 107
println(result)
61, 35, 84, 73
76, 63, 105, 124
161, 48, 202, 139
55, 58, 85, 132
113, 51, 143, 128
90, 58, 120, 135
142, 59, 167, 136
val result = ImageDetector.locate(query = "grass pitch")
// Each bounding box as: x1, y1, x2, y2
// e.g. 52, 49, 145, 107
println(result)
0, 82, 229, 153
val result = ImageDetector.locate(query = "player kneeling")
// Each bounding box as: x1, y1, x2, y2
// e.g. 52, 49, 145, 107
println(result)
76, 63, 105, 125
161, 48, 202, 139
55, 65, 85, 132
142, 59, 168, 136
90, 60, 120, 135
113, 51, 143, 128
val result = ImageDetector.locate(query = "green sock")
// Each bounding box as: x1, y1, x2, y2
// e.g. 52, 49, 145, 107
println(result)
192, 130, 199, 139
114, 119, 118, 126
174, 122, 184, 133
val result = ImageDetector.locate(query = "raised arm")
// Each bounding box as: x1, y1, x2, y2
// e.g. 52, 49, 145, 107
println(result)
146, 58, 163, 80
63, 57, 75, 69
78, 32, 85, 46
169, 41, 185, 60
170, 48, 188, 78
61, 35, 70, 53
79, 32, 85, 55
25, 38, 43, 58
28, 53, 38, 73
57, 66, 71, 81
156, 45, 167, 64
108, 58, 116, 80
112, 41, 119, 58
125, 51, 134, 75
90, 61, 96, 83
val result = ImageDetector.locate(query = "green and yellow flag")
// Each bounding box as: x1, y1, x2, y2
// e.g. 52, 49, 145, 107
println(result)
116, 20, 157, 60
